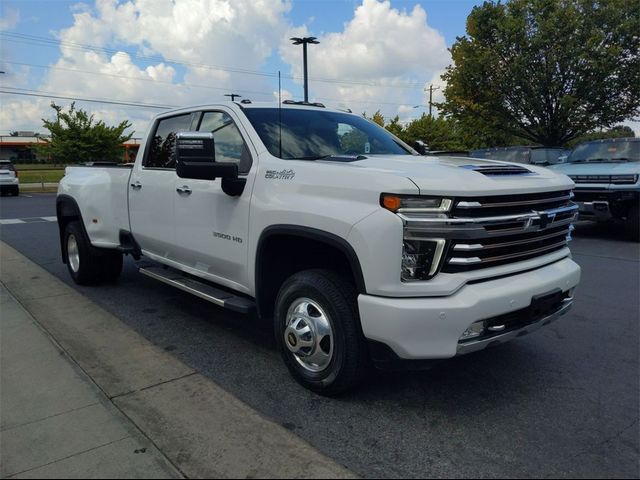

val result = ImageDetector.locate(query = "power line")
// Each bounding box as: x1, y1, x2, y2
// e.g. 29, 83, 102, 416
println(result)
0, 88, 176, 109
1, 32, 427, 90
2, 61, 275, 98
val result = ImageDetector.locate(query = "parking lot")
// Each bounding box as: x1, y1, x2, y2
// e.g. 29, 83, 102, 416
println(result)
1, 193, 638, 478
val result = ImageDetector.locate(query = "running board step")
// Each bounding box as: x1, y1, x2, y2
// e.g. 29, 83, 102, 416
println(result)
139, 266, 255, 314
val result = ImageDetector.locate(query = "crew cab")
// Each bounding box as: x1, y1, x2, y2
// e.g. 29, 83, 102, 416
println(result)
550, 137, 639, 241
57, 102, 581, 394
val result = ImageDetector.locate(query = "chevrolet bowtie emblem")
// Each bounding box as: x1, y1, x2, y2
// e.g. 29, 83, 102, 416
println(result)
538, 211, 557, 230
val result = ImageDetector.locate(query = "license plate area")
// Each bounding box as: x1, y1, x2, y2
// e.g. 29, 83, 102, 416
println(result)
529, 288, 563, 322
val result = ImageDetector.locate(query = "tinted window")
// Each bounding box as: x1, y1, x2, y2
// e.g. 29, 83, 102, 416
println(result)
530, 148, 571, 165
0, 163, 15, 171
243, 108, 412, 159
144, 114, 192, 169
472, 148, 531, 164
198, 112, 252, 173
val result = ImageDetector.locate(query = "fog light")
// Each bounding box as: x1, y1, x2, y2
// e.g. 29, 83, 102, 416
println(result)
460, 321, 485, 341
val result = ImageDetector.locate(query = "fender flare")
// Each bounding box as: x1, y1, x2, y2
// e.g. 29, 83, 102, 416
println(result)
255, 225, 367, 317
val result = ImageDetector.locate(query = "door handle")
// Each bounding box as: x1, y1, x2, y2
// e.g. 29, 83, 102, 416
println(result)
176, 186, 192, 195
130, 181, 142, 190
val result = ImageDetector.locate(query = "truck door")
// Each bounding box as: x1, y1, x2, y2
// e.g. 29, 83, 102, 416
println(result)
129, 112, 195, 260
172, 109, 255, 293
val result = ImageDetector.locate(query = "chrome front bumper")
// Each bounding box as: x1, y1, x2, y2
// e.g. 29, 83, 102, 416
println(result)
456, 297, 573, 356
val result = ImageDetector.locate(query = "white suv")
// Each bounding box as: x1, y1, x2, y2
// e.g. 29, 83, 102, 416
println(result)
0, 160, 19, 196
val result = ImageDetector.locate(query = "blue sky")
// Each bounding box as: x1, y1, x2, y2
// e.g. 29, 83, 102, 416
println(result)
0, 0, 485, 135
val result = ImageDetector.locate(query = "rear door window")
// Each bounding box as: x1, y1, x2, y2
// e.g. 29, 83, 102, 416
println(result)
144, 114, 193, 169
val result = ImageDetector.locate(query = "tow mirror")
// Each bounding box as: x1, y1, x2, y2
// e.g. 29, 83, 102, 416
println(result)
175, 132, 238, 180
413, 140, 429, 155
174, 131, 245, 196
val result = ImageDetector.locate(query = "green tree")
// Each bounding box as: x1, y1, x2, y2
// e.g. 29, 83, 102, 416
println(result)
567, 125, 635, 147
385, 115, 405, 139
440, 0, 640, 146
402, 115, 470, 151
39, 102, 133, 164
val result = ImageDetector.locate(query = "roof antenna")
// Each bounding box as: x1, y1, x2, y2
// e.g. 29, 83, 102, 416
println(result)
278, 71, 282, 158
224, 93, 242, 102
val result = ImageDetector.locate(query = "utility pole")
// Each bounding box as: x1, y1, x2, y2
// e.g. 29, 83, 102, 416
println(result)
290, 37, 320, 103
427, 85, 440, 118
224, 93, 242, 102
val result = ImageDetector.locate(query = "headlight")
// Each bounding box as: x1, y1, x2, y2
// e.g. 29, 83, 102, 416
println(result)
381, 194, 452, 213
401, 239, 446, 281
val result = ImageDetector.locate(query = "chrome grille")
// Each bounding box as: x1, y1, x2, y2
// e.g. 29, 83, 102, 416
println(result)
399, 189, 578, 274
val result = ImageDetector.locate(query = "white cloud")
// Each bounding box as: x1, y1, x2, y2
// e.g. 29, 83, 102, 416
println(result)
1, 0, 455, 137
2, 0, 291, 136
279, 0, 450, 120
0, 7, 20, 31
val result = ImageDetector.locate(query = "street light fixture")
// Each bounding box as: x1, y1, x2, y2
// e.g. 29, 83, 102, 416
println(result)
290, 36, 320, 103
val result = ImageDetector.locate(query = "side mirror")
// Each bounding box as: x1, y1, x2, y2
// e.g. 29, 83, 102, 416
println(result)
413, 140, 429, 155
174, 131, 246, 196
175, 131, 238, 180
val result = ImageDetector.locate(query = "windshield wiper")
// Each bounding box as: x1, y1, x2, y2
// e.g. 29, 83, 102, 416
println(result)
289, 154, 367, 162
572, 158, 613, 163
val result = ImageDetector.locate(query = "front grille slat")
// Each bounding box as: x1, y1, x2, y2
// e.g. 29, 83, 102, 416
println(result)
453, 227, 570, 251
434, 189, 576, 273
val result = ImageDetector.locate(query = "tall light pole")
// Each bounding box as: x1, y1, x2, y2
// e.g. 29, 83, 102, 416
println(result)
290, 36, 319, 103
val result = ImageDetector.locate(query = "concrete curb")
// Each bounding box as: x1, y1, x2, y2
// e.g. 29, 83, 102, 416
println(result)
0, 242, 357, 479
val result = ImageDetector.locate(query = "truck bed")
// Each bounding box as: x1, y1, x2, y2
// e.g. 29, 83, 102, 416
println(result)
58, 164, 133, 249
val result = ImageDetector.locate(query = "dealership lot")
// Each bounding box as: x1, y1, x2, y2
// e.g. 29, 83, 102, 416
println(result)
1, 193, 638, 478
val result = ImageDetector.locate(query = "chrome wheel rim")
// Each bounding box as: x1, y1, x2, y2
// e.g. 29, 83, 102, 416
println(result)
284, 297, 334, 373
67, 234, 80, 273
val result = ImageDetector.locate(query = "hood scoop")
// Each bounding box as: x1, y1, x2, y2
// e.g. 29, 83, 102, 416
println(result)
461, 164, 534, 176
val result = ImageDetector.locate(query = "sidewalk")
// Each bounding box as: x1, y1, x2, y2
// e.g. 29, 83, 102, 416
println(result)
0, 285, 181, 478
0, 242, 356, 479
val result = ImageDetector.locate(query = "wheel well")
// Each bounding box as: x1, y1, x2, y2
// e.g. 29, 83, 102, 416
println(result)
255, 228, 366, 319
56, 195, 82, 263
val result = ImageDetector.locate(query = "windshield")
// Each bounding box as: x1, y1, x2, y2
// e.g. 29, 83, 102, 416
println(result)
568, 140, 640, 163
471, 148, 531, 164
243, 108, 413, 159
530, 148, 571, 165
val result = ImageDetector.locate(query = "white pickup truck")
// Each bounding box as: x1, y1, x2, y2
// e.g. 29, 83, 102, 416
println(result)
57, 101, 581, 394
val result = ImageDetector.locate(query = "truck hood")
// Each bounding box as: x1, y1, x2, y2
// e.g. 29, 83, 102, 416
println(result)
549, 162, 640, 176
321, 155, 574, 195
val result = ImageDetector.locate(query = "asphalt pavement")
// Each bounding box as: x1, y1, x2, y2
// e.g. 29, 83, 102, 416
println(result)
1, 193, 638, 478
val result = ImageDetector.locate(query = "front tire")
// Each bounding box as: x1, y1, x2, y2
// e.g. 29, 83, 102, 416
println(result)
274, 269, 368, 396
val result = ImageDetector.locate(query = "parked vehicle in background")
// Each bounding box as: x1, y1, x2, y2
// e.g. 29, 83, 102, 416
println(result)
57, 101, 581, 395
550, 137, 639, 241
427, 150, 470, 157
471, 146, 571, 166
0, 160, 19, 196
